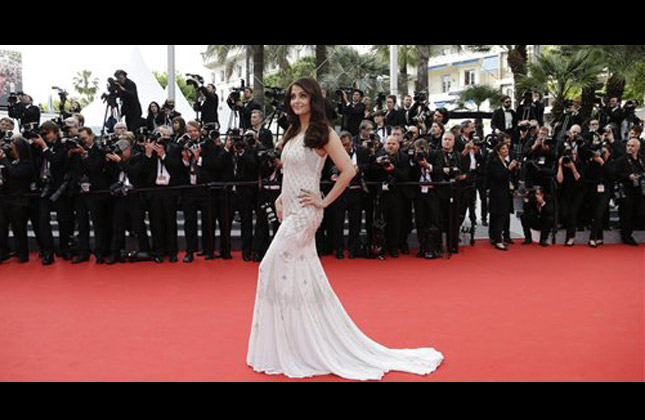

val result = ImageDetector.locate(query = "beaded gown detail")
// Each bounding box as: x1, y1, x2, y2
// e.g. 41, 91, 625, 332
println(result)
246, 131, 443, 380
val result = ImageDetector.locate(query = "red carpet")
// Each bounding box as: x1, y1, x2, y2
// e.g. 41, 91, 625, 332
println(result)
0, 243, 642, 382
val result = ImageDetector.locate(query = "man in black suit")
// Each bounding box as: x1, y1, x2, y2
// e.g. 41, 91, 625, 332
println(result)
384, 95, 408, 128
520, 186, 553, 246
339, 89, 366, 136
491, 95, 518, 139
8, 93, 40, 130
216, 129, 259, 261
114, 70, 143, 131
331, 132, 373, 259
371, 135, 410, 258
250, 110, 274, 149
599, 97, 626, 134
616, 139, 645, 246
239, 88, 262, 130
105, 140, 154, 264
182, 122, 223, 262
198, 84, 220, 127
71, 128, 112, 264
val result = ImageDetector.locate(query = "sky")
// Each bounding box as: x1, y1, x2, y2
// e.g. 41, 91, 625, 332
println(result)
0, 45, 210, 107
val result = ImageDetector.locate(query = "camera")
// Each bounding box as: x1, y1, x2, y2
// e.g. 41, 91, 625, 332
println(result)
335, 87, 354, 98
413, 91, 427, 103
518, 123, 530, 133
186, 73, 205, 89
203, 122, 220, 141
109, 181, 133, 197
7, 92, 22, 105
375, 155, 391, 167
226, 80, 247, 111
265, 86, 286, 104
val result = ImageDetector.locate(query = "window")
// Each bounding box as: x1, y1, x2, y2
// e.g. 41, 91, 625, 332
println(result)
464, 69, 476, 86
236, 65, 242, 78
442, 75, 452, 93
220, 71, 225, 82
441, 47, 452, 56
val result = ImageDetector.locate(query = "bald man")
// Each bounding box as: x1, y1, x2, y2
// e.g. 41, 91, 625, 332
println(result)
616, 139, 645, 245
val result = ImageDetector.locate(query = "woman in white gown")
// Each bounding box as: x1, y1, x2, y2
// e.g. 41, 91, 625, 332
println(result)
247, 78, 443, 380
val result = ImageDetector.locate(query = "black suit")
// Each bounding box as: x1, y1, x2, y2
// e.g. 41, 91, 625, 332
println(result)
199, 87, 220, 125
106, 152, 153, 258
521, 196, 554, 243
0, 154, 35, 261
241, 100, 261, 130
616, 154, 645, 240
384, 108, 407, 128
8, 103, 41, 129
217, 146, 259, 258
486, 155, 514, 244
117, 79, 143, 131
491, 107, 518, 136
434, 149, 464, 252
409, 155, 443, 254
74, 144, 112, 259
371, 150, 410, 255
340, 101, 366, 136
331, 145, 372, 255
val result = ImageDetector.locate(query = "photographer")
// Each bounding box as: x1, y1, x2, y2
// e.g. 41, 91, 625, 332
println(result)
31, 120, 76, 263
491, 96, 518, 138
237, 88, 261, 130
556, 126, 586, 247
524, 126, 557, 194
427, 121, 445, 152
487, 138, 520, 251
146, 126, 187, 264
1, 117, 16, 137
216, 128, 259, 261
598, 97, 625, 137
371, 135, 410, 258
250, 110, 274, 149
516, 90, 542, 123
113, 70, 143, 131
621, 101, 642, 141
616, 138, 645, 246
0, 136, 35, 264
104, 140, 154, 264
253, 138, 283, 262
384, 95, 407, 128
197, 83, 220, 126
586, 143, 618, 247
71, 128, 112, 264
554, 99, 584, 141
410, 138, 442, 259
331, 132, 373, 259
434, 132, 466, 254
8, 93, 41, 130
181, 122, 222, 262
339, 89, 366, 136
520, 186, 554, 247
353, 120, 374, 147
458, 121, 488, 227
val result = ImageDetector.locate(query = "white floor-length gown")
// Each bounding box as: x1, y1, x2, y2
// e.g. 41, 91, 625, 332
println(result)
247, 131, 444, 380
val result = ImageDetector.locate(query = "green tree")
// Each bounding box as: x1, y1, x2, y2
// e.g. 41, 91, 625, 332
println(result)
467, 45, 529, 106
319, 46, 388, 100
153, 71, 197, 104
371, 45, 418, 95
72, 70, 99, 106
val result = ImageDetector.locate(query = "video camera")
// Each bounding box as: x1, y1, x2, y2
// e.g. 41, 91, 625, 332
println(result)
265, 86, 286, 108
413, 91, 427, 103
226, 79, 247, 111
7, 91, 23, 105
335, 87, 354, 99
186, 73, 205, 89
100, 77, 120, 107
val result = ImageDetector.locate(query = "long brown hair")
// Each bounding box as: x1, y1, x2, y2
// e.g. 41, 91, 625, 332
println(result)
281, 77, 330, 150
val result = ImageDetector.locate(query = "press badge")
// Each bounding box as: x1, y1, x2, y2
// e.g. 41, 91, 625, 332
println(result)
421, 186, 429, 194
538, 157, 546, 166
382, 182, 389, 191
81, 181, 91, 193
597, 184, 605, 193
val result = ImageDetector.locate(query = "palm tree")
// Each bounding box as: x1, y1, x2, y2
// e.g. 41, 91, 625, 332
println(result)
315, 45, 330, 80
457, 85, 502, 112
516, 49, 603, 124
319, 46, 388, 98
467, 45, 529, 106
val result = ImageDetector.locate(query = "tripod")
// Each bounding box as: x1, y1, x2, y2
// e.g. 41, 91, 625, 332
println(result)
100, 99, 120, 138
263, 104, 286, 145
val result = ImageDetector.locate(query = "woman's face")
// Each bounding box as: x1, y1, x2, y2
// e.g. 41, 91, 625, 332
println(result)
432, 123, 443, 137
173, 121, 180, 131
499, 145, 509, 158
290, 84, 311, 117
151, 103, 159, 113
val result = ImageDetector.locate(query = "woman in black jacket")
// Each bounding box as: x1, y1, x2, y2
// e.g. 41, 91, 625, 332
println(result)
587, 144, 618, 247
146, 102, 164, 131
487, 140, 519, 251
0, 137, 35, 263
